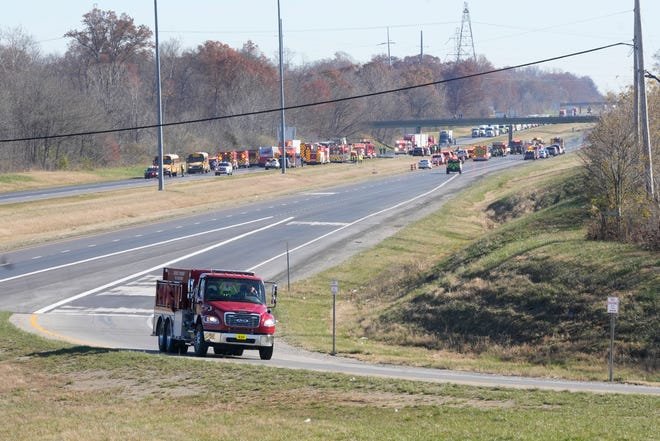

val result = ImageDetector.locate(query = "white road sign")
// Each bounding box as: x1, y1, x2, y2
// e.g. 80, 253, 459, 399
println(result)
607, 297, 619, 314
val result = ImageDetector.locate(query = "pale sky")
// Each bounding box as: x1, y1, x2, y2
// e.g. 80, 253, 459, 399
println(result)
3, 1, 659, 95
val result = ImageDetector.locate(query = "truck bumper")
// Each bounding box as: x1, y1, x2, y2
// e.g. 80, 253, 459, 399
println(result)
204, 331, 274, 347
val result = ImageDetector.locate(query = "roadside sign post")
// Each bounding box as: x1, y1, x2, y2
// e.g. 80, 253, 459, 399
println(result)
286, 242, 290, 292
331, 280, 338, 356
607, 297, 619, 382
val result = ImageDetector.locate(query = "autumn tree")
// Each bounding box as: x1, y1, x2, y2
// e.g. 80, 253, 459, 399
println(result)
396, 57, 444, 119
355, 56, 400, 145
64, 8, 152, 65
443, 56, 493, 117
62, 8, 154, 160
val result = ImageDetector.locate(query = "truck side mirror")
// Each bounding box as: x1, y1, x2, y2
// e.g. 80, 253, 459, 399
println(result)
271, 285, 278, 307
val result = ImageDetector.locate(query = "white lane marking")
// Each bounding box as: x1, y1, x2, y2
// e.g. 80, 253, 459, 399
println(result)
88, 244, 96, 248
34, 216, 294, 314
113, 239, 120, 242
32, 256, 42, 260
61, 250, 70, 253
303, 192, 336, 196
135, 234, 143, 238
287, 221, 349, 226
248, 175, 459, 271
0, 216, 274, 284
97, 285, 154, 297
53, 306, 153, 316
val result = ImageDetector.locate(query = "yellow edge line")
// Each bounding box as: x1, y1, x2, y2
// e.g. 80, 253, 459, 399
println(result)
29, 313, 97, 347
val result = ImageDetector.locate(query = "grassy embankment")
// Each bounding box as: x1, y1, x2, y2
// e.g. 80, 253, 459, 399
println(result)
1, 312, 657, 441
279, 152, 659, 383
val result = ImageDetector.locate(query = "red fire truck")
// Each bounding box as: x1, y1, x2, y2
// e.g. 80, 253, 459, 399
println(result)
152, 267, 278, 360
329, 143, 351, 162
301, 142, 329, 164
258, 146, 280, 166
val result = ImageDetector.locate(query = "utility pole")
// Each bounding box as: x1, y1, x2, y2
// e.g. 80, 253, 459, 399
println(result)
634, 0, 655, 198
379, 27, 395, 67
154, 0, 165, 191
277, 0, 287, 174
387, 27, 391, 67
419, 30, 430, 64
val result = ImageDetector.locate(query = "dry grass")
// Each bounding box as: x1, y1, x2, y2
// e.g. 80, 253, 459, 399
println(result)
0, 159, 412, 251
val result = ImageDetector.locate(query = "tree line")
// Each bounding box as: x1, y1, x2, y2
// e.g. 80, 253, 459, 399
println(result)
0, 7, 603, 172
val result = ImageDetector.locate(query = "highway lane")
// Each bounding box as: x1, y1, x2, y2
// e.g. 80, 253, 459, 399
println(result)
2, 162, 475, 312
0, 133, 482, 205
9, 139, 654, 394
0, 131, 558, 205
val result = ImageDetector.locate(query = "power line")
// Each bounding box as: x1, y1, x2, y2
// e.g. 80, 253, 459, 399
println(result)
0, 41, 627, 144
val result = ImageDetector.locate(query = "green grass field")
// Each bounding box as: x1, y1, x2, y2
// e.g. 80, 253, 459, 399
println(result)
1, 312, 657, 441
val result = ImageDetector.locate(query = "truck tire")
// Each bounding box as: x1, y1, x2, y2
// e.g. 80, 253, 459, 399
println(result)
193, 324, 208, 357
259, 345, 273, 360
165, 320, 176, 353
157, 319, 167, 352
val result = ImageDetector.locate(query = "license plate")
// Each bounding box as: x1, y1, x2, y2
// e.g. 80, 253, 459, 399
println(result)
236, 334, 247, 341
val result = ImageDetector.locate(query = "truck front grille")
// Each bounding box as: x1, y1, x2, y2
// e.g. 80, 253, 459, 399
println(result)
224, 312, 260, 328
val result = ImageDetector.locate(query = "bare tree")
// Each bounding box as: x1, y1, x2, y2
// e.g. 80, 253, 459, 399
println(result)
580, 93, 646, 241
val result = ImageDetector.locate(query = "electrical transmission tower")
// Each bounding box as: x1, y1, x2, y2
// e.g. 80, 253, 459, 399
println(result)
455, 2, 476, 62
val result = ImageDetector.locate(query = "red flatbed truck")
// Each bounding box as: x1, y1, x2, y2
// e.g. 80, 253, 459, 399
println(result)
152, 267, 278, 360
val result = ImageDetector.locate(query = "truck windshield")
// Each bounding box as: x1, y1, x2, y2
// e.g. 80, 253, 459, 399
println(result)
205, 278, 266, 304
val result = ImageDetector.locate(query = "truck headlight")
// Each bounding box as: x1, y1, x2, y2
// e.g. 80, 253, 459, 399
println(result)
263, 318, 275, 327
203, 315, 220, 325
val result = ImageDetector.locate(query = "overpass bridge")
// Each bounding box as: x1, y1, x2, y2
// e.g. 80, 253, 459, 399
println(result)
369, 116, 599, 144
369, 115, 599, 130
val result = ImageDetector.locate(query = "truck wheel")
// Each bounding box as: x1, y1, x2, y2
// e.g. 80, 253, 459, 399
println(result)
259, 345, 273, 360
165, 320, 176, 353
193, 324, 208, 357
157, 320, 166, 352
